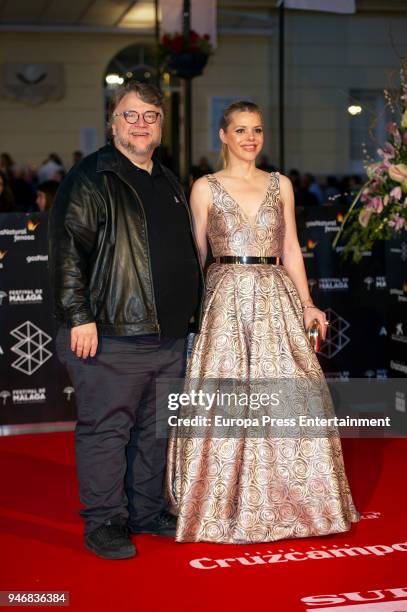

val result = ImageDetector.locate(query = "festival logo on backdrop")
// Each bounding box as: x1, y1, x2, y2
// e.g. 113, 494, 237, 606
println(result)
391, 323, 407, 344
0, 219, 40, 243
390, 360, 407, 375
318, 309, 350, 359
10, 321, 53, 376
0, 390, 11, 406
26, 220, 39, 232
301, 240, 317, 259
364, 276, 387, 290
389, 282, 407, 303
318, 277, 349, 291
26, 255, 48, 264
390, 240, 407, 262
12, 388, 47, 404
305, 219, 341, 233
0, 249, 6, 269
63, 387, 75, 401
324, 370, 350, 381
366, 369, 389, 378
8, 289, 43, 305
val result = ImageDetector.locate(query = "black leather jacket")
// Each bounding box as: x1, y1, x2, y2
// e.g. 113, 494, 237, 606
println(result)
48, 144, 204, 335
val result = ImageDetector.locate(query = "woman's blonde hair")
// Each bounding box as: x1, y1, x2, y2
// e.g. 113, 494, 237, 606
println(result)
219, 100, 262, 168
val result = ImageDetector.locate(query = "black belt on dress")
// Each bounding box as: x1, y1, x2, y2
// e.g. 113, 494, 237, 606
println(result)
215, 256, 281, 265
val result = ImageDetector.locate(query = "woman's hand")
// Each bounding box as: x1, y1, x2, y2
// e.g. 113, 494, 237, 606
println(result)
303, 307, 329, 341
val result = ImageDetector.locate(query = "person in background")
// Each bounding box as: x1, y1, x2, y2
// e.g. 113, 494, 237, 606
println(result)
324, 175, 341, 204
36, 180, 60, 213
38, 153, 65, 183
340, 175, 362, 205
288, 168, 301, 196
197, 156, 213, 175
0, 153, 14, 182
0, 170, 16, 213
258, 153, 276, 172
305, 173, 324, 204
296, 174, 319, 206
72, 150, 83, 167
49, 153, 64, 167
10, 164, 36, 212
189, 156, 214, 186
349, 174, 362, 199
53, 168, 66, 183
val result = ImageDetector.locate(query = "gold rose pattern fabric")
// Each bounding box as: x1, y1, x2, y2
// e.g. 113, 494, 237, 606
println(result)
166, 173, 359, 543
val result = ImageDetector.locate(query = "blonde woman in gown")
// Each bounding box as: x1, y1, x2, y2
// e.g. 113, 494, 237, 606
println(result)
166, 101, 359, 543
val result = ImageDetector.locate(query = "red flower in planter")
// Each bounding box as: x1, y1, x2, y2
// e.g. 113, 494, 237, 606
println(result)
160, 31, 212, 56
190, 30, 199, 43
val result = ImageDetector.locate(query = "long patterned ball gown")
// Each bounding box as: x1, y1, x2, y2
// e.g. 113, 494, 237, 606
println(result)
166, 172, 359, 543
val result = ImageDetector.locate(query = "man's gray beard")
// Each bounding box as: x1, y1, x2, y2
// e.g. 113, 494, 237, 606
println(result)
115, 135, 160, 157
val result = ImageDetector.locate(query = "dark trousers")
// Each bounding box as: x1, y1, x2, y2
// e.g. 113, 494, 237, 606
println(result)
56, 328, 186, 534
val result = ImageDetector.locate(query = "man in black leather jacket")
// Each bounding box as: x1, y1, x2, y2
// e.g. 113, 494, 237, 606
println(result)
49, 81, 203, 560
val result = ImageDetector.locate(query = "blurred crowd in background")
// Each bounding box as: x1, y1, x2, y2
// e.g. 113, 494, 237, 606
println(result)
0, 149, 363, 215
0, 150, 83, 215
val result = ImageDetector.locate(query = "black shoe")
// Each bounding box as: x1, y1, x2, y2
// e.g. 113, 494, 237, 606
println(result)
85, 517, 136, 560
129, 511, 177, 537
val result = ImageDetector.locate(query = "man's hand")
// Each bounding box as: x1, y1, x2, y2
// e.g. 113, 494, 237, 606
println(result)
71, 322, 98, 359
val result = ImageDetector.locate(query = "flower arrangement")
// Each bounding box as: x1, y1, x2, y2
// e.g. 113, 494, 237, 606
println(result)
157, 31, 213, 78
159, 30, 212, 56
333, 61, 407, 262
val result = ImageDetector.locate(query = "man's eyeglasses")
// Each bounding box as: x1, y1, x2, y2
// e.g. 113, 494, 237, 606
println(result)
113, 110, 162, 125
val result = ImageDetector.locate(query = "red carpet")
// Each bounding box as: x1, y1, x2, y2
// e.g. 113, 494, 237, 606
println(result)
1, 433, 406, 612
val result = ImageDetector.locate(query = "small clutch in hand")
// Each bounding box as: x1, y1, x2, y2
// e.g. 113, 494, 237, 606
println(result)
307, 319, 322, 352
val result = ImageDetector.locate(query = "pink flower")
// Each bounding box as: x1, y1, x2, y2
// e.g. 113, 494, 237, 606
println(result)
386, 121, 401, 143
359, 207, 373, 228
366, 196, 384, 213
366, 196, 383, 213
388, 214, 405, 231
360, 189, 370, 202
387, 121, 398, 134
390, 186, 402, 200
370, 178, 383, 190
366, 162, 380, 179
377, 142, 395, 161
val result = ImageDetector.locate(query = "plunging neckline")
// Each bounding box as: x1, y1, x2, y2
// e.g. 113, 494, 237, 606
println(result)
211, 173, 272, 227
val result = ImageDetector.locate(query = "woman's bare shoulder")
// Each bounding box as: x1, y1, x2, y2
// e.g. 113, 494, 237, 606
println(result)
191, 175, 212, 191
277, 173, 293, 189
190, 176, 213, 204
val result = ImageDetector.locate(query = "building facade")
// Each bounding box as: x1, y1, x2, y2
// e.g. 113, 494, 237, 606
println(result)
0, 0, 406, 177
